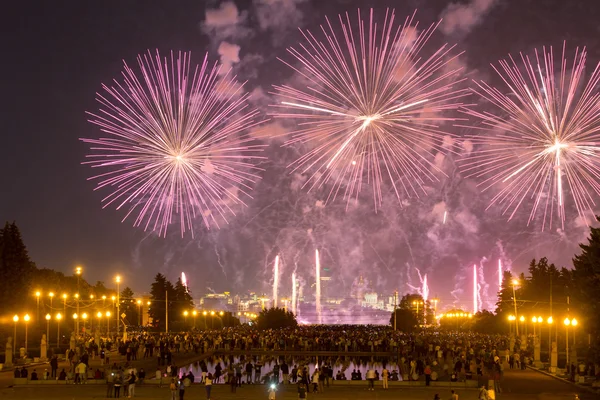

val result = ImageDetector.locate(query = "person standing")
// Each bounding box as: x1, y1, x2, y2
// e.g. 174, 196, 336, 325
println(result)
450, 390, 459, 400
297, 382, 307, 400
425, 365, 432, 386
366, 368, 376, 391
169, 378, 177, 400
178, 379, 186, 400
113, 373, 122, 398
382, 367, 389, 389
205, 373, 213, 400
128, 371, 136, 398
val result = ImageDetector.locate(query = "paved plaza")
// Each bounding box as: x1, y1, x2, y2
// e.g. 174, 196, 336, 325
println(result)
0, 368, 595, 400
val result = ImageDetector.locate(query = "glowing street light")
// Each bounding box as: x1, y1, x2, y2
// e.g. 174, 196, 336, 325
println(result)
12, 315, 18, 360
106, 311, 111, 335
55, 313, 62, 348
45, 314, 51, 347
511, 279, 520, 335
115, 275, 121, 337
35, 291, 41, 322
192, 310, 197, 328
183, 310, 189, 326
49, 292, 54, 312
24, 314, 30, 355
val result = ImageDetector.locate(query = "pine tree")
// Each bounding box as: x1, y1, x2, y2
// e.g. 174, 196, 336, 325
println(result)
149, 274, 176, 330
0, 222, 36, 310
572, 217, 600, 333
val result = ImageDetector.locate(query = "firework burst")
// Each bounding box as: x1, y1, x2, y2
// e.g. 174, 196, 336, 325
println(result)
82, 50, 265, 236
461, 43, 600, 229
271, 8, 468, 210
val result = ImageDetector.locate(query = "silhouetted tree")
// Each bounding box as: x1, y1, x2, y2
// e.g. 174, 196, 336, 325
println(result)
0, 222, 36, 311
256, 307, 297, 330
389, 308, 419, 332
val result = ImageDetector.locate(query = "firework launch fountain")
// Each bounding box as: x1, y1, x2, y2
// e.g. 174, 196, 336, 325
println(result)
315, 249, 322, 324
291, 272, 297, 315
498, 260, 503, 289
473, 264, 478, 314
422, 274, 429, 302
272, 255, 280, 308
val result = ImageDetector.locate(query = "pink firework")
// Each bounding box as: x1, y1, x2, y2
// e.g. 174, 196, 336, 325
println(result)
461, 43, 600, 229
82, 50, 265, 236
271, 9, 468, 210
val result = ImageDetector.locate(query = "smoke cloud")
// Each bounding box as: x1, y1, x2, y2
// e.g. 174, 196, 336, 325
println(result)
439, 0, 499, 36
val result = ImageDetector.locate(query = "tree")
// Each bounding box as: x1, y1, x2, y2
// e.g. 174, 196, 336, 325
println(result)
118, 287, 139, 326
173, 277, 194, 323
256, 307, 297, 330
0, 222, 36, 311
389, 309, 419, 332
149, 274, 171, 330
572, 216, 600, 362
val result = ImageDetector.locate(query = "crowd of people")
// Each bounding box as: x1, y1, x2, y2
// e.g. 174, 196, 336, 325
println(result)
12, 324, 599, 399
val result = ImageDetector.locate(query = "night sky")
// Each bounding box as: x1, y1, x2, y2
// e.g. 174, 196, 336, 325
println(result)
2, 0, 600, 312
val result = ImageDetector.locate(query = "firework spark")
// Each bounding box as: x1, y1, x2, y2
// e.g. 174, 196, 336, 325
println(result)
82, 50, 265, 236
271, 9, 469, 210
461, 43, 600, 229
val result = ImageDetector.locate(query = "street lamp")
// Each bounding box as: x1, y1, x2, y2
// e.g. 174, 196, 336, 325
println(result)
106, 311, 111, 335
55, 313, 62, 348
97, 312, 103, 333
511, 279, 520, 335
73, 313, 78, 332
35, 291, 41, 322
75, 293, 80, 334
75, 266, 82, 332
115, 276, 121, 337
49, 292, 54, 312
82, 312, 88, 333
62, 294, 67, 317
137, 300, 142, 326
24, 314, 30, 355
45, 314, 51, 347
210, 310, 215, 329
13, 315, 18, 360
564, 318, 571, 370
192, 310, 197, 328
508, 314, 516, 335
203, 311, 208, 329
431, 298, 440, 320
412, 300, 424, 325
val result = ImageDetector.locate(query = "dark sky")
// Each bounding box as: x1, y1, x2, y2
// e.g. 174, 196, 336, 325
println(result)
2, 0, 600, 312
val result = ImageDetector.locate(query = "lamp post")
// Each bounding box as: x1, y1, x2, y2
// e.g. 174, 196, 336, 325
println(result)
508, 315, 516, 335
183, 311, 189, 328
203, 311, 207, 329
431, 298, 439, 321
106, 311, 111, 335
564, 318, 571, 370
45, 314, 51, 346
97, 312, 103, 334
56, 313, 62, 348
24, 314, 30, 355
192, 310, 197, 329
75, 266, 82, 331
137, 300, 142, 326
82, 313, 88, 334
412, 300, 424, 325
547, 316, 554, 358
210, 311, 215, 329
511, 279, 519, 335
62, 294, 67, 317
13, 315, 18, 360
35, 291, 41, 322
519, 315, 526, 335
115, 276, 121, 337
49, 292, 54, 312
73, 313, 78, 332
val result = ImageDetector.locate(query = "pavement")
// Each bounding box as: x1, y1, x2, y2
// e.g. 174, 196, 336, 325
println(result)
0, 352, 597, 400
496, 367, 596, 400
0, 383, 478, 400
